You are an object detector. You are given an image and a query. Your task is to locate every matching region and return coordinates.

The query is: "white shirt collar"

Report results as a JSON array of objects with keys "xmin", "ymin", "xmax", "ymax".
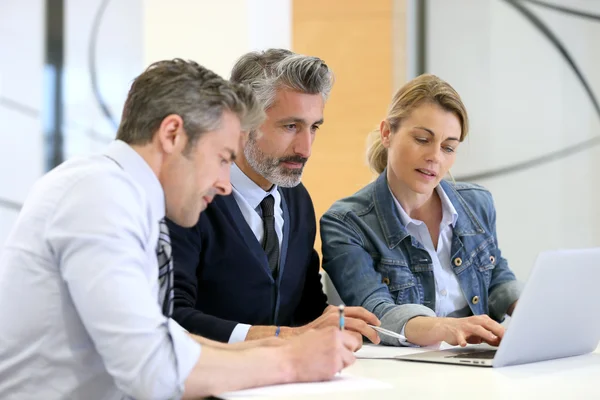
[
  {"xmin": 104, "ymin": 140, "xmax": 165, "ymax": 223},
  {"xmin": 230, "ymin": 163, "xmax": 278, "ymax": 210},
  {"xmin": 389, "ymin": 184, "xmax": 458, "ymax": 229},
  {"xmin": 436, "ymin": 184, "xmax": 459, "ymax": 228}
]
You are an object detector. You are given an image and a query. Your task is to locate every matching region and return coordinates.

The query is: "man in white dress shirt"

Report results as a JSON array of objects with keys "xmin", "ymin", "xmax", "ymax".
[{"xmin": 0, "ymin": 59, "xmax": 358, "ymax": 399}]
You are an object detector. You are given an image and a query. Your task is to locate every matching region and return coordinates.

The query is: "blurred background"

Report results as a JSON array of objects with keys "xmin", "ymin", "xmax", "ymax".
[{"xmin": 1, "ymin": 0, "xmax": 599, "ymax": 282}]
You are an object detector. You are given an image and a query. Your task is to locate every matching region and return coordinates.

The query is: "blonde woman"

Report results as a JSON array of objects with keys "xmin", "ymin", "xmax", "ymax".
[{"xmin": 320, "ymin": 74, "xmax": 521, "ymax": 347}]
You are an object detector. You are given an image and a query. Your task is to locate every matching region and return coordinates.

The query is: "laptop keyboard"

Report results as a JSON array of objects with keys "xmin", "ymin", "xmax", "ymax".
[{"xmin": 446, "ymin": 350, "xmax": 497, "ymax": 360}]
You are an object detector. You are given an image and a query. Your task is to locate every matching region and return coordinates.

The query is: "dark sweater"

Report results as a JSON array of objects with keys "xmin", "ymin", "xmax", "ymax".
[{"xmin": 167, "ymin": 183, "xmax": 328, "ymax": 342}]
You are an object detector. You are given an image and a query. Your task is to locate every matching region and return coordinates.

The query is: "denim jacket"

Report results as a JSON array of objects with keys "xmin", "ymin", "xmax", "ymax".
[{"xmin": 320, "ymin": 171, "xmax": 522, "ymax": 345}]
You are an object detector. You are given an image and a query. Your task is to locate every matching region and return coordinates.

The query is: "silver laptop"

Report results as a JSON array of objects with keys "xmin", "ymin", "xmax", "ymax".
[{"xmin": 396, "ymin": 248, "xmax": 600, "ymax": 367}]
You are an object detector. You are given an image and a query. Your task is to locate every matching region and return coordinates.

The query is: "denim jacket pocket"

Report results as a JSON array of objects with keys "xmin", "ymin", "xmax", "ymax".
[
  {"xmin": 378, "ymin": 258, "xmax": 421, "ymax": 304},
  {"xmin": 473, "ymin": 242, "xmax": 497, "ymax": 289}
]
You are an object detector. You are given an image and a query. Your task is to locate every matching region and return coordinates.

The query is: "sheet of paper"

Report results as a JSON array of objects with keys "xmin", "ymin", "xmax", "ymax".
[
  {"xmin": 218, "ymin": 374, "xmax": 392, "ymax": 398},
  {"xmin": 355, "ymin": 342, "xmax": 455, "ymax": 359}
]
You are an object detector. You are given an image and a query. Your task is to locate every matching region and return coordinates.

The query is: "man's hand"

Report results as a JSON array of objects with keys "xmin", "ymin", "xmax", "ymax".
[
  {"xmin": 294, "ymin": 305, "xmax": 381, "ymax": 348},
  {"xmin": 228, "ymin": 336, "xmax": 285, "ymax": 350},
  {"xmin": 183, "ymin": 326, "xmax": 359, "ymax": 397},
  {"xmin": 283, "ymin": 327, "xmax": 359, "ymax": 382}
]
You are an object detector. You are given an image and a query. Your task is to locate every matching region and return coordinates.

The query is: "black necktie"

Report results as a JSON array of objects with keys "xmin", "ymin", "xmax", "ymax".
[
  {"xmin": 260, "ymin": 195, "xmax": 279, "ymax": 277},
  {"xmin": 156, "ymin": 218, "xmax": 174, "ymax": 317}
]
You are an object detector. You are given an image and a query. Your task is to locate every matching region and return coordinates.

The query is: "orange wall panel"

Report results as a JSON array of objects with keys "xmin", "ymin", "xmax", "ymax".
[{"xmin": 293, "ymin": 0, "xmax": 405, "ymax": 256}]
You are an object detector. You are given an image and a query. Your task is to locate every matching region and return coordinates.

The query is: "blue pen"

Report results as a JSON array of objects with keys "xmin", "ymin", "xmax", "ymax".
[{"xmin": 338, "ymin": 304, "xmax": 345, "ymax": 331}]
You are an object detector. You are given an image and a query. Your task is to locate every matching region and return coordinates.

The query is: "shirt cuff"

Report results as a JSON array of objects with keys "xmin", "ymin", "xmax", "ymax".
[
  {"xmin": 167, "ymin": 318, "xmax": 202, "ymax": 396},
  {"xmin": 228, "ymin": 323, "xmax": 251, "ymax": 344}
]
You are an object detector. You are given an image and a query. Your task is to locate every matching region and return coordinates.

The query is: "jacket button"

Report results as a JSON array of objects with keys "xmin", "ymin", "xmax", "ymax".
[
  {"xmin": 382, "ymin": 277, "xmax": 390, "ymax": 286},
  {"xmin": 472, "ymin": 296, "xmax": 480, "ymax": 305},
  {"xmin": 453, "ymin": 257, "xmax": 462, "ymax": 267},
  {"xmin": 490, "ymin": 255, "xmax": 496, "ymax": 264}
]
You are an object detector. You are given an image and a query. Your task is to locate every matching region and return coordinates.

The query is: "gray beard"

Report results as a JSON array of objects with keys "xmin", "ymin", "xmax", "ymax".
[{"xmin": 243, "ymin": 139, "xmax": 303, "ymax": 188}]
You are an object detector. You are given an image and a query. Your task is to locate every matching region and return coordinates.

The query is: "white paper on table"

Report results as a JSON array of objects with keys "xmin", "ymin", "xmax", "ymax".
[
  {"xmin": 218, "ymin": 374, "xmax": 392, "ymax": 398},
  {"xmin": 355, "ymin": 342, "xmax": 456, "ymax": 359}
]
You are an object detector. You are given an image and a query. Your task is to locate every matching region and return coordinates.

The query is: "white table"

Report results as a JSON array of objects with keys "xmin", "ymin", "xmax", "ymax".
[{"xmin": 222, "ymin": 344, "xmax": 600, "ymax": 399}]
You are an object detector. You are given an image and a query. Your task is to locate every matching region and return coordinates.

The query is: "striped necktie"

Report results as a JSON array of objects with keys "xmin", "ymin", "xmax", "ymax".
[{"xmin": 156, "ymin": 218, "xmax": 174, "ymax": 317}]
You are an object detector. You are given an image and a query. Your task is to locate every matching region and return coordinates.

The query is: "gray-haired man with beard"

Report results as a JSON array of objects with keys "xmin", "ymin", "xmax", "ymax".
[{"xmin": 167, "ymin": 49, "xmax": 381, "ymax": 347}]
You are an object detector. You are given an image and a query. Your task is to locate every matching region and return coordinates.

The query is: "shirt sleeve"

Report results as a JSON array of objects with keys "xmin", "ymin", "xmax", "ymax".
[
  {"xmin": 46, "ymin": 171, "xmax": 201, "ymax": 400},
  {"xmin": 228, "ymin": 324, "xmax": 251, "ymax": 343},
  {"xmin": 320, "ymin": 211, "xmax": 436, "ymax": 347}
]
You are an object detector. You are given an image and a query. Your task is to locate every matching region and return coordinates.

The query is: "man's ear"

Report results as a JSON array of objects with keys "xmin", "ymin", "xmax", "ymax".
[{"xmin": 156, "ymin": 114, "xmax": 185, "ymax": 154}]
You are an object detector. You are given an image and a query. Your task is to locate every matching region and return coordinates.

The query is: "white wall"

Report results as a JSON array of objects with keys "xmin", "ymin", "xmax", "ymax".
[
  {"xmin": 143, "ymin": 0, "xmax": 291, "ymax": 77},
  {"xmin": 0, "ymin": 0, "xmax": 291, "ymax": 246},
  {"xmin": 63, "ymin": 0, "xmax": 144, "ymax": 159},
  {"xmin": 0, "ymin": 0, "xmax": 44, "ymax": 246},
  {"xmin": 0, "ymin": 0, "xmax": 144, "ymax": 246},
  {"xmin": 426, "ymin": 0, "xmax": 600, "ymax": 279}
]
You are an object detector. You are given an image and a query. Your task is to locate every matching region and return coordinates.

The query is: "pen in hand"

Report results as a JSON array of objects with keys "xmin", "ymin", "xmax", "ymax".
[
  {"xmin": 338, "ymin": 305, "xmax": 345, "ymax": 331},
  {"xmin": 368, "ymin": 324, "xmax": 408, "ymax": 342}
]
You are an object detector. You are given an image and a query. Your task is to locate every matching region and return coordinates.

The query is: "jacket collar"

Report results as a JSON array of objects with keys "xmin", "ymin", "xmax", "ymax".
[{"xmin": 372, "ymin": 170, "xmax": 485, "ymax": 249}]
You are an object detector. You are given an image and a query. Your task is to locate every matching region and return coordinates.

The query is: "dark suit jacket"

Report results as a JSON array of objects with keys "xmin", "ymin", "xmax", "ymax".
[{"xmin": 167, "ymin": 183, "xmax": 328, "ymax": 342}]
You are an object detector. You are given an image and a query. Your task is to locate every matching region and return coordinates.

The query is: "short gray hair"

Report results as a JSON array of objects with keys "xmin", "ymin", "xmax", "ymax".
[
  {"xmin": 116, "ymin": 58, "xmax": 265, "ymax": 150},
  {"xmin": 230, "ymin": 49, "xmax": 334, "ymax": 111}
]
